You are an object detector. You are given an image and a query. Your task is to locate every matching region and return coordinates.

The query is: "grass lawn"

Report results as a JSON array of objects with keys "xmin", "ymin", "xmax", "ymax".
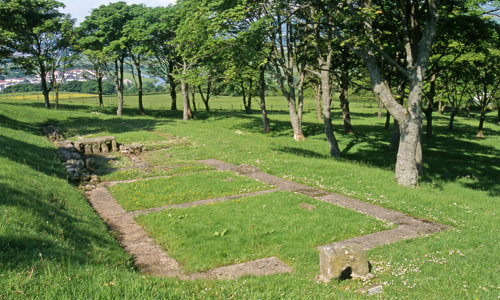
[
  {"xmin": 98, "ymin": 163, "xmax": 214, "ymax": 182},
  {"xmin": 108, "ymin": 171, "xmax": 274, "ymax": 211},
  {"xmin": 0, "ymin": 92, "xmax": 499, "ymax": 298},
  {"xmin": 136, "ymin": 191, "xmax": 392, "ymax": 274}
]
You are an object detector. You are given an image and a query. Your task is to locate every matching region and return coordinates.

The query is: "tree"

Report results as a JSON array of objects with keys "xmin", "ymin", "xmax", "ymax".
[
  {"xmin": 146, "ymin": 6, "xmax": 180, "ymax": 111},
  {"xmin": 82, "ymin": 2, "xmax": 134, "ymax": 116},
  {"xmin": 263, "ymin": 0, "xmax": 310, "ymax": 141},
  {"xmin": 313, "ymin": 0, "xmax": 440, "ymax": 187},
  {"xmin": 171, "ymin": 0, "xmax": 213, "ymax": 120},
  {"xmin": 74, "ymin": 32, "xmax": 108, "ymax": 107},
  {"xmin": 47, "ymin": 15, "xmax": 75, "ymax": 109},
  {"xmin": 305, "ymin": 5, "xmax": 341, "ymax": 156},
  {"xmin": 1, "ymin": 0, "xmax": 69, "ymax": 108},
  {"xmin": 467, "ymin": 32, "xmax": 500, "ymax": 137}
]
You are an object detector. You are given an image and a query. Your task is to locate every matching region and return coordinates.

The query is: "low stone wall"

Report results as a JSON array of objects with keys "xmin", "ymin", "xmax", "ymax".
[
  {"xmin": 42, "ymin": 125, "xmax": 105, "ymax": 187},
  {"xmin": 74, "ymin": 136, "xmax": 118, "ymax": 154}
]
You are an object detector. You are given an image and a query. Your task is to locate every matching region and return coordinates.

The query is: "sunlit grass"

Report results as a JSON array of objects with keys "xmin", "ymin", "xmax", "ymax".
[
  {"xmin": 137, "ymin": 191, "xmax": 392, "ymax": 274},
  {"xmin": 98, "ymin": 163, "xmax": 214, "ymax": 182},
  {"xmin": 0, "ymin": 93, "xmax": 498, "ymax": 298},
  {"xmin": 108, "ymin": 171, "xmax": 274, "ymax": 211}
]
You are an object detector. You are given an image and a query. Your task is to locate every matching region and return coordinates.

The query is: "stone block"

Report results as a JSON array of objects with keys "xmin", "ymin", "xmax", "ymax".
[
  {"xmin": 84, "ymin": 144, "xmax": 92, "ymax": 154},
  {"xmin": 319, "ymin": 244, "xmax": 369, "ymax": 282},
  {"xmin": 111, "ymin": 140, "xmax": 118, "ymax": 152},
  {"xmin": 92, "ymin": 144, "xmax": 100, "ymax": 154},
  {"xmin": 101, "ymin": 143, "xmax": 109, "ymax": 153},
  {"xmin": 90, "ymin": 174, "xmax": 100, "ymax": 185}
]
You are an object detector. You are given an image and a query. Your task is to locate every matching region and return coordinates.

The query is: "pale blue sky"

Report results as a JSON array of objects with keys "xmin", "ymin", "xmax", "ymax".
[{"xmin": 59, "ymin": 0, "xmax": 176, "ymax": 24}]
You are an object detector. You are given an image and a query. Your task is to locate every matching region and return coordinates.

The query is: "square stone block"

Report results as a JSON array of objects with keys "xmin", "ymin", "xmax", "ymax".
[
  {"xmin": 101, "ymin": 143, "xmax": 109, "ymax": 153},
  {"xmin": 84, "ymin": 144, "xmax": 92, "ymax": 154},
  {"xmin": 319, "ymin": 243, "xmax": 369, "ymax": 282}
]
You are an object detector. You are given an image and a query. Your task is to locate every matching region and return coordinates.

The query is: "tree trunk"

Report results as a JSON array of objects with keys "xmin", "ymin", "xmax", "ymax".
[
  {"xmin": 313, "ymin": 83, "xmax": 322, "ymax": 121},
  {"xmin": 242, "ymin": 79, "xmax": 253, "ymax": 114},
  {"xmin": 180, "ymin": 80, "xmax": 191, "ymax": 120},
  {"xmin": 181, "ymin": 61, "xmax": 192, "ymax": 121},
  {"xmin": 448, "ymin": 106, "xmax": 457, "ymax": 131},
  {"xmin": 384, "ymin": 111, "xmax": 391, "ymax": 130},
  {"xmin": 388, "ymin": 120, "xmax": 400, "ymax": 151},
  {"xmin": 339, "ymin": 47, "xmax": 354, "ymax": 134},
  {"xmin": 358, "ymin": 0, "xmax": 437, "ymax": 187},
  {"xmin": 168, "ymin": 63, "xmax": 177, "ymax": 110},
  {"xmin": 190, "ymin": 85, "xmax": 197, "ymax": 112},
  {"xmin": 321, "ymin": 64, "xmax": 341, "ymax": 157},
  {"xmin": 395, "ymin": 78, "xmax": 423, "ymax": 187},
  {"xmin": 259, "ymin": 65, "xmax": 270, "ymax": 133},
  {"xmin": 389, "ymin": 88, "xmax": 405, "ymax": 151},
  {"xmin": 136, "ymin": 62, "xmax": 144, "ymax": 115},
  {"xmin": 198, "ymin": 85, "xmax": 211, "ymax": 112},
  {"xmin": 40, "ymin": 65, "xmax": 50, "ymax": 109},
  {"xmin": 97, "ymin": 74, "xmax": 104, "ymax": 107},
  {"xmin": 115, "ymin": 57, "xmax": 125, "ymax": 117},
  {"xmin": 438, "ymin": 100, "xmax": 445, "ymax": 114},
  {"xmin": 54, "ymin": 86, "xmax": 59, "ymax": 110},
  {"xmin": 476, "ymin": 107, "xmax": 486, "ymax": 138}
]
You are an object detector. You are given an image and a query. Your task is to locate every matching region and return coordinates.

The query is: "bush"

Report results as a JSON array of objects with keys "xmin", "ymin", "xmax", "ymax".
[{"xmin": 2, "ymin": 83, "xmax": 41, "ymax": 93}]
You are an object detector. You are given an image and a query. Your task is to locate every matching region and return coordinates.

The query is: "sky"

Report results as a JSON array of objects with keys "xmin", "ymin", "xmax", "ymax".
[{"xmin": 59, "ymin": 0, "xmax": 176, "ymax": 24}]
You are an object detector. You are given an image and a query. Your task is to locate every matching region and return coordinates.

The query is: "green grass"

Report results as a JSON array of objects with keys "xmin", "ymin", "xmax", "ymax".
[
  {"xmin": 137, "ymin": 191, "xmax": 392, "ymax": 274},
  {"xmin": 108, "ymin": 171, "xmax": 274, "ymax": 211},
  {"xmin": 98, "ymin": 163, "xmax": 214, "ymax": 182},
  {"xmin": 0, "ymin": 93, "xmax": 499, "ymax": 298}
]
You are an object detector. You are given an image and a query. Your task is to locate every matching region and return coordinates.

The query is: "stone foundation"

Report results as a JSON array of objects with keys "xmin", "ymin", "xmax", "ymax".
[{"xmin": 74, "ymin": 136, "xmax": 118, "ymax": 154}]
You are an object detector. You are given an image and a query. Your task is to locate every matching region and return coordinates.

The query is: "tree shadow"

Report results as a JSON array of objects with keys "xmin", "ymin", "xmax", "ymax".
[
  {"xmin": 0, "ymin": 113, "xmax": 42, "ymax": 135},
  {"xmin": 0, "ymin": 134, "xmax": 66, "ymax": 179},
  {"xmin": 0, "ymin": 182, "xmax": 131, "ymax": 270},
  {"xmin": 267, "ymin": 116, "xmax": 499, "ymax": 196}
]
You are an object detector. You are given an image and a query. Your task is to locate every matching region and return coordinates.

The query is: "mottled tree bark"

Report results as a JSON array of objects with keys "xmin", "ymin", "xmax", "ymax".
[
  {"xmin": 320, "ymin": 54, "xmax": 341, "ymax": 157},
  {"xmin": 180, "ymin": 61, "xmax": 192, "ymax": 121},
  {"xmin": 357, "ymin": 0, "xmax": 438, "ymax": 187},
  {"xmin": 114, "ymin": 57, "xmax": 125, "ymax": 117},
  {"xmin": 39, "ymin": 62, "xmax": 50, "ymax": 109},
  {"xmin": 168, "ymin": 62, "xmax": 177, "ymax": 110},
  {"xmin": 312, "ymin": 83, "xmax": 322, "ymax": 121}
]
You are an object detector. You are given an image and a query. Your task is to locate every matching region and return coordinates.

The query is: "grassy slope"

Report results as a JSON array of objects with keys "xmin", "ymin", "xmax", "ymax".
[{"xmin": 0, "ymin": 96, "xmax": 499, "ymax": 298}]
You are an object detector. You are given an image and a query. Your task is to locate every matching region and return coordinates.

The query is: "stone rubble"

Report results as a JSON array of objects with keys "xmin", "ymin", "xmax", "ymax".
[{"xmin": 42, "ymin": 125, "xmax": 115, "ymax": 187}]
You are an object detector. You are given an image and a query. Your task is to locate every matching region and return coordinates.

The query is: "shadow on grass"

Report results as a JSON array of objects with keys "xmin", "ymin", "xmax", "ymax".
[
  {"xmin": 0, "ymin": 182, "xmax": 131, "ymax": 270},
  {"xmin": 242, "ymin": 112, "xmax": 500, "ymax": 197},
  {"xmin": 0, "ymin": 134, "xmax": 66, "ymax": 179},
  {"xmin": 0, "ymin": 113, "xmax": 42, "ymax": 135}
]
